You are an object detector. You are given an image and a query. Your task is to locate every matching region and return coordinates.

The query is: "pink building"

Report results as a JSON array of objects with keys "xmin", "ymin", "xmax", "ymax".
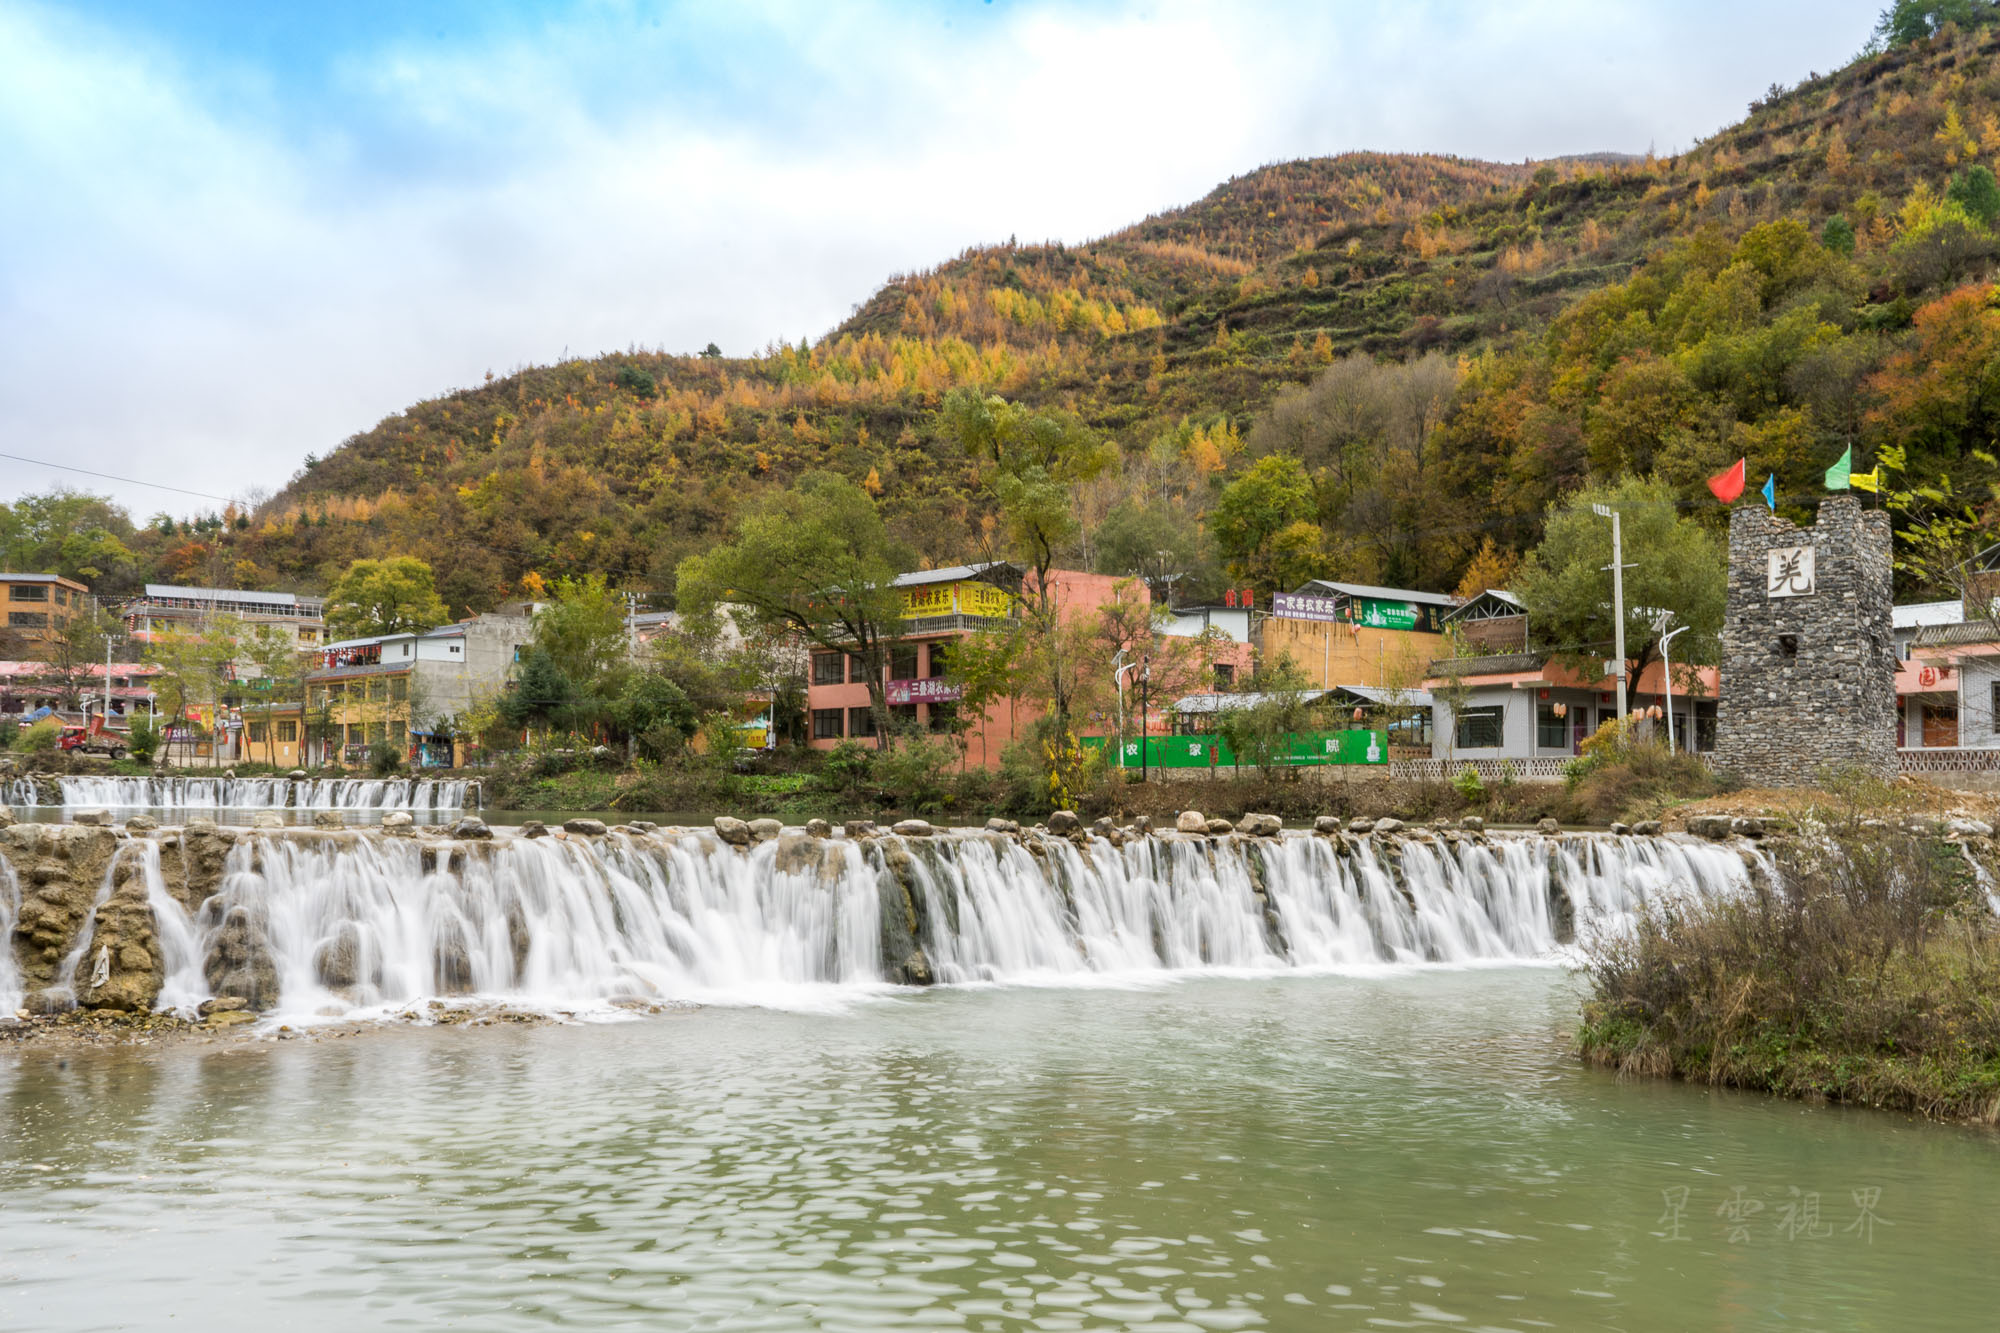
[{"xmin": 804, "ymin": 564, "xmax": 1195, "ymax": 769}]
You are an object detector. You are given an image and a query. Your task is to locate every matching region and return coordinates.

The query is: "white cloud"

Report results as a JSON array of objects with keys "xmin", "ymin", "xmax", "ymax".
[{"xmin": 0, "ymin": 0, "xmax": 1877, "ymax": 518}]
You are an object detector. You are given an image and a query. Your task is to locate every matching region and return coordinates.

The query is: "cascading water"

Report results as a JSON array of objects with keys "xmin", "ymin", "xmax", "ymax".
[
  {"xmin": 48, "ymin": 825, "xmax": 1756, "ymax": 1022},
  {"xmin": 54, "ymin": 775, "xmax": 475, "ymax": 813},
  {"xmin": 0, "ymin": 857, "xmax": 20, "ymax": 1013}
]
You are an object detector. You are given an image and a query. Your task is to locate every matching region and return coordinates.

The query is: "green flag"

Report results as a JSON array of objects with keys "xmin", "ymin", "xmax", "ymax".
[{"xmin": 1825, "ymin": 446, "xmax": 1853, "ymax": 491}]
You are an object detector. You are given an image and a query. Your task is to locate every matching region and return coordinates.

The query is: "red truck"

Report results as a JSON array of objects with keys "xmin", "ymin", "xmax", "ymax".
[{"xmin": 56, "ymin": 719, "xmax": 128, "ymax": 760}]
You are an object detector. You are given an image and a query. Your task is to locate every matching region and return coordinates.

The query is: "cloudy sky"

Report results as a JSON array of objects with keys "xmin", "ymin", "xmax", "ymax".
[{"xmin": 2, "ymin": 0, "xmax": 1879, "ymax": 518}]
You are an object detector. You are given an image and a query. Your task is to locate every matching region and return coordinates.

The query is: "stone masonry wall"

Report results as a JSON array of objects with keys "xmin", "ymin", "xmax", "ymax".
[{"xmin": 1714, "ymin": 495, "xmax": 1897, "ymax": 786}]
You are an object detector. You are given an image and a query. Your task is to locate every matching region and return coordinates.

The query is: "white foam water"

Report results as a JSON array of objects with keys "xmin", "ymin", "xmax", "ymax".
[
  {"xmin": 55, "ymin": 776, "xmax": 475, "ymax": 813},
  {"xmin": 101, "ymin": 827, "xmax": 1756, "ymax": 1020}
]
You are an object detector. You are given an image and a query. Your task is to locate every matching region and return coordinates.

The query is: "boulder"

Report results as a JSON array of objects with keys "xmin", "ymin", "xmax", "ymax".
[
  {"xmin": 1373, "ymin": 817, "xmax": 1404, "ymax": 835},
  {"xmin": 1175, "ymin": 810, "xmax": 1207, "ymax": 834},
  {"xmin": 984, "ymin": 817, "xmax": 1020, "ymax": 835},
  {"xmin": 204, "ymin": 1009, "xmax": 258, "ymax": 1029},
  {"xmin": 449, "ymin": 816, "xmax": 493, "ymax": 840},
  {"xmin": 124, "ymin": 814, "xmax": 158, "ymax": 833},
  {"xmin": 1631, "ymin": 819, "xmax": 1663, "ymax": 837},
  {"xmin": 626, "ymin": 820, "xmax": 658, "ymax": 834},
  {"xmin": 381, "ymin": 811, "xmax": 415, "ymax": 836},
  {"xmin": 251, "ymin": 811, "xmax": 285, "ymax": 829},
  {"xmin": 0, "ymin": 805, "xmax": 15, "ymax": 829},
  {"xmin": 311, "ymin": 809, "xmax": 345, "ymax": 829},
  {"xmin": 287, "ymin": 769, "xmax": 307, "ymax": 781},
  {"xmin": 1204, "ymin": 818, "xmax": 1234, "ymax": 837},
  {"xmin": 1313, "ymin": 815, "xmax": 1343, "ymax": 835},
  {"xmin": 1608, "ymin": 821, "xmax": 1630, "ymax": 836},
  {"xmin": 203, "ymin": 905, "xmax": 279, "ymax": 1011},
  {"xmin": 198, "ymin": 995, "xmax": 249, "ymax": 1017},
  {"xmin": 1536, "ymin": 817, "xmax": 1561, "ymax": 835},
  {"xmin": 892, "ymin": 819, "xmax": 934, "ymax": 838},
  {"xmin": 1047, "ymin": 810, "xmax": 1082, "ymax": 836},
  {"xmin": 1092, "ymin": 816, "xmax": 1117, "ymax": 837},
  {"xmin": 1685, "ymin": 814, "xmax": 1733, "ymax": 840},
  {"xmin": 844, "ymin": 820, "xmax": 877, "ymax": 839},
  {"xmin": 1947, "ymin": 817, "xmax": 1996, "ymax": 840},
  {"xmin": 185, "ymin": 817, "xmax": 218, "ymax": 836},
  {"xmin": 805, "ymin": 818, "xmax": 832, "ymax": 839},
  {"xmin": 747, "ymin": 818, "xmax": 783, "ymax": 843},
  {"xmin": 1236, "ymin": 812, "xmax": 1283, "ymax": 837},
  {"xmin": 563, "ymin": 817, "xmax": 608, "ymax": 837},
  {"xmin": 73, "ymin": 809, "xmax": 112, "ymax": 827},
  {"xmin": 713, "ymin": 816, "xmax": 752, "ymax": 846},
  {"xmin": 1732, "ymin": 816, "xmax": 1766, "ymax": 839},
  {"xmin": 517, "ymin": 820, "xmax": 550, "ymax": 839},
  {"xmin": 1131, "ymin": 815, "xmax": 1151, "ymax": 835},
  {"xmin": 1348, "ymin": 817, "xmax": 1376, "ymax": 834},
  {"xmin": 1458, "ymin": 815, "xmax": 1484, "ymax": 832}
]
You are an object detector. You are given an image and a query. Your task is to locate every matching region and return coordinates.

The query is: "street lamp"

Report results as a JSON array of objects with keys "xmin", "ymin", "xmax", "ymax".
[
  {"xmin": 1139, "ymin": 655, "xmax": 1152, "ymax": 782},
  {"xmin": 1658, "ymin": 623, "xmax": 1689, "ymax": 752}
]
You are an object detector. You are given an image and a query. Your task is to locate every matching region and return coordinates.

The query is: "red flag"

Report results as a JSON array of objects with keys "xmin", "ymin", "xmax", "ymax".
[{"xmin": 1707, "ymin": 458, "xmax": 1746, "ymax": 504}]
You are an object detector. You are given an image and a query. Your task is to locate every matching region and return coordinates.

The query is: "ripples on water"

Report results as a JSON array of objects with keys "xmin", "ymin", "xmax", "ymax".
[{"xmin": 3, "ymin": 972, "xmax": 1998, "ymax": 1331}]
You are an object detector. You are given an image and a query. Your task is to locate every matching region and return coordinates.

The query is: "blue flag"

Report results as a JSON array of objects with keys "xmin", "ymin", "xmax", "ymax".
[{"xmin": 1762, "ymin": 473, "xmax": 1776, "ymax": 511}]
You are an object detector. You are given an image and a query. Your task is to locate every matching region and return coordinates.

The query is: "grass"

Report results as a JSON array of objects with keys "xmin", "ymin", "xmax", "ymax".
[{"xmin": 1578, "ymin": 828, "xmax": 2000, "ymax": 1123}]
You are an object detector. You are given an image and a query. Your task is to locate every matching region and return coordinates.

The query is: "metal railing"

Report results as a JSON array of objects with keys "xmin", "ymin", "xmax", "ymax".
[{"xmin": 1390, "ymin": 756, "xmax": 1575, "ymax": 783}]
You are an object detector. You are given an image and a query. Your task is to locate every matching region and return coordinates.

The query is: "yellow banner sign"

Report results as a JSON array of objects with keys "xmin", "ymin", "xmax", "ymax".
[{"xmin": 899, "ymin": 582, "xmax": 1016, "ymax": 619}]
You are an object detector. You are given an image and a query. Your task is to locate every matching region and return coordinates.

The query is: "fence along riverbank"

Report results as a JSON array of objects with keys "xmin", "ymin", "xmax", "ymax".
[{"xmin": 0, "ymin": 819, "xmax": 1758, "ymax": 1021}]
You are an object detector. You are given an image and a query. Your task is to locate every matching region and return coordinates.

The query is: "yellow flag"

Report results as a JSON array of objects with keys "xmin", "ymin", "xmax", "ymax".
[{"xmin": 1849, "ymin": 469, "xmax": 1881, "ymax": 493}]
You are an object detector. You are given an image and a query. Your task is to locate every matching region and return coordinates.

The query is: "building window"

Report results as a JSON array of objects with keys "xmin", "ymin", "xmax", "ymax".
[
  {"xmin": 1214, "ymin": 662, "xmax": 1236, "ymax": 690},
  {"xmin": 890, "ymin": 703, "xmax": 919, "ymax": 728},
  {"xmin": 811, "ymin": 708, "xmax": 844, "ymax": 740},
  {"xmin": 890, "ymin": 646, "xmax": 919, "ymax": 681},
  {"xmin": 277, "ymin": 720, "xmax": 299, "ymax": 743},
  {"xmin": 846, "ymin": 653, "xmax": 867, "ymax": 683},
  {"xmin": 811, "ymin": 652, "xmax": 845, "ymax": 686},
  {"xmin": 8, "ymin": 612, "xmax": 47, "ymax": 628},
  {"xmin": 1536, "ymin": 704, "xmax": 1569, "ymax": 752},
  {"xmin": 847, "ymin": 706, "xmax": 877, "ymax": 738},
  {"xmin": 927, "ymin": 643, "xmax": 949, "ymax": 678},
  {"xmin": 9, "ymin": 585, "xmax": 47, "ymax": 602},
  {"xmin": 247, "ymin": 722, "xmax": 268, "ymax": 743},
  {"xmin": 1455, "ymin": 706, "xmax": 1504, "ymax": 750},
  {"xmin": 928, "ymin": 702, "xmax": 957, "ymax": 733},
  {"xmin": 389, "ymin": 676, "xmax": 407, "ymax": 702}
]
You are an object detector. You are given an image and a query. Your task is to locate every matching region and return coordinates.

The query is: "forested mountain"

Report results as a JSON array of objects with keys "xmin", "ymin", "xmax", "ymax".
[{"xmin": 25, "ymin": 18, "xmax": 2000, "ymax": 612}]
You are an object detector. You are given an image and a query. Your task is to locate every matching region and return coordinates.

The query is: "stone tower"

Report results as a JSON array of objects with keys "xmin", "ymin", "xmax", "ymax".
[{"xmin": 1713, "ymin": 495, "xmax": 1896, "ymax": 786}]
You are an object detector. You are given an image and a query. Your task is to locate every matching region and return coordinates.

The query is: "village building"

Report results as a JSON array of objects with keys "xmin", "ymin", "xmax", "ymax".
[
  {"xmin": 0, "ymin": 572, "xmax": 92, "ymax": 658},
  {"xmin": 123, "ymin": 584, "xmax": 327, "ymax": 655},
  {"xmin": 304, "ymin": 610, "xmax": 532, "ymax": 767},
  {"xmin": 1416, "ymin": 651, "xmax": 1719, "ymax": 781},
  {"xmin": 803, "ymin": 564, "xmax": 1198, "ymax": 769},
  {"xmin": 0, "ymin": 660, "xmax": 161, "ymax": 723},
  {"xmin": 1257, "ymin": 579, "xmax": 1455, "ymax": 692}
]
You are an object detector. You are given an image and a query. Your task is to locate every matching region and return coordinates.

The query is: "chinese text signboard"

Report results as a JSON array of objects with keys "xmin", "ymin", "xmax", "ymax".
[
  {"xmin": 1270, "ymin": 592, "xmax": 1433, "ymax": 632},
  {"xmin": 899, "ymin": 581, "xmax": 1016, "ymax": 620},
  {"xmin": 1767, "ymin": 545, "xmax": 1816, "ymax": 599},
  {"xmin": 1090, "ymin": 729, "xmax": 1388, "ymax": 769},
  {"xmin": 1271, "ymin": 592, "xmax": 1343, "ymax": 623},
  {"xmin": 886, "ymin": 678, "xmax": 964, "ymax": 706}
]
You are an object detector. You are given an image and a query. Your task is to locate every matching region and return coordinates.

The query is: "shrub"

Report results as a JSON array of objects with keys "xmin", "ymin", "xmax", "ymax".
[
  {"xmin": 126, "ymin": 716, "xmax": 161, "ymax": 765},
  {"xmin": 1452, "ymin": 764, "xmax": 1486, "ymax": 804},
  {"xmin": 367, "ymin": 741, "xmax": 405, "ymax": 776},
  {"xmin": 12, "ymin": 719, "xmax": 59, "ymax": 753},
  {"xmin": 873, "ymin": 735, "xmax": 959, "ymax": 816}
]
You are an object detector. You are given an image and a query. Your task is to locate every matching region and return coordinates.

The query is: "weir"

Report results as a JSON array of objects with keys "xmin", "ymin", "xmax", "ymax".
[
  {"xmin": 0, "ymin": 821, "xmax": 1758, "ymax": 1022},
  {"xmin": 40, "ymin": 775, "xmax": 476, "ymax": 813}
]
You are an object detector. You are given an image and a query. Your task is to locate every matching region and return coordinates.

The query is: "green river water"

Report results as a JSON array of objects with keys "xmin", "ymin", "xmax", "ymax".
[{"xmin": 2, "ymin": 969, "xmax": 1995, "ymax": 1331}]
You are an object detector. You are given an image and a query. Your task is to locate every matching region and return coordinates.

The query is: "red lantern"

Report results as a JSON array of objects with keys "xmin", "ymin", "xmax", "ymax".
[{"xmin": 1224, "ymin": 589, "xmax": 1237, "ymax": 608}]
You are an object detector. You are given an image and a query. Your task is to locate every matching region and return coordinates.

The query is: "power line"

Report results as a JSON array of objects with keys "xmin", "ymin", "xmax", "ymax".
[{"xmin": 0, "ymin": 451, "xmax": 238, "ymax": 504}]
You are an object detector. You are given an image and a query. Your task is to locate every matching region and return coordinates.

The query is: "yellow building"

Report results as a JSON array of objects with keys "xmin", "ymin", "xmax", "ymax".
[
  {"xmin": 1260, "ymin": 581, "xmax": 1455, "ymax": 692},
  {"xmin": 0, "ymin": 573, "xmax": 90, "ymax": 656},
  {"xmin": 239, "ymin": 701, "xmax": 308, "ymax": 767}
]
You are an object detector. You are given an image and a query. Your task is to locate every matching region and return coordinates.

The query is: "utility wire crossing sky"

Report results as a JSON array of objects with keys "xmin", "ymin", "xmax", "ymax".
[{"xmin": 0, "ymin": 0, "xmax": 1879, "ymax": 516}]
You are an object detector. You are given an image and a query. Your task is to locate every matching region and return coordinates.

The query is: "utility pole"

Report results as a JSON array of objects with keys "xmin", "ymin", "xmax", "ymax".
[
  {"xmin": 1659, "ymin": 622, "xmax": 1688, "ymax": 752},
  {"xmin": 1593, "ymin": 503, "xmax": 1629, "ymax": 722}
]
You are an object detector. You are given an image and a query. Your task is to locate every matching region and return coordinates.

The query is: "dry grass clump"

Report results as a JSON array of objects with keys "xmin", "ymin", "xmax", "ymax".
[{"xmin": 1579, "ymin": 829, "xmax": 2000, "ymax": 1122}]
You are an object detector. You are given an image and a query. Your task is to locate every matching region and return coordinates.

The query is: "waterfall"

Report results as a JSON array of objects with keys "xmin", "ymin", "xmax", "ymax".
[
  {"xmin": 54, "ymin": 776, "xmax": 474, "ymax": 814},
  {"xmin": 49, "ymin": 853, "xmax": 120, "ymax": 1007},
  {"xmin": 20, "ymin": 826, "xmax": 1752, "ymax": 1022},
  {"xmin": 6, "ymin": 778, "xmax": 39, "ymax": 809},
  {"xmin": 0, "ymin": 857, "xmax": 20, "ymax": 1014}
]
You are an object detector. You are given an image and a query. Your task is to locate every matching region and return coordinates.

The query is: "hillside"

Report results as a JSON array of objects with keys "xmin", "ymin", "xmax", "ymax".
[{"xmin": 28, "ymin": 20, "xmax": 2000, "ymax": 612}]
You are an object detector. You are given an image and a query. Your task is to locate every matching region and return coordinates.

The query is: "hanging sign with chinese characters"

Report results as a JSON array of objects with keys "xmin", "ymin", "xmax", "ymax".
[
  {"xmin": 886, "ymin": 677, "xmax": 963, "ymax": 706},
  {"xmin": 1767, "ymin": 545, "xmax": 1817, "ymax": 598}
]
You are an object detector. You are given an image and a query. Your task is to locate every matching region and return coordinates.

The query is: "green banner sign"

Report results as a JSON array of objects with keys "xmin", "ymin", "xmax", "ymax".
[
  {"xmin": 1089, "ymin": 729, "xmax": 1389, "ymax": 770},
  {"xmin": 1357, "ymin": 599, "xmax": 1420, "ymax": 631}
]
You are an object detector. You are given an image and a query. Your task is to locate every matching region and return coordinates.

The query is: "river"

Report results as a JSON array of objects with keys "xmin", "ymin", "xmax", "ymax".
[{"xmin": 3, "ymin": 968, "xmax": 1995, "ymax": 1331}]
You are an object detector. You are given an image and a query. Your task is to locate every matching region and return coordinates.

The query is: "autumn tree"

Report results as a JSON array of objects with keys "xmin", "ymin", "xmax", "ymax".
[
  {"xmin": 324, "ymin": 557, "xmax": 449, "ymax": 639},
  {"xmin": 1513, "ymin": 476, "xmax": 1726, "ymax": 708},
  {"xmin": 677, "ymin": 471, "xmax": 912, "ymax": 748},
  {"xmin": 1210, "ymin": 455, "xmax": 1320, "ymax": 592}
]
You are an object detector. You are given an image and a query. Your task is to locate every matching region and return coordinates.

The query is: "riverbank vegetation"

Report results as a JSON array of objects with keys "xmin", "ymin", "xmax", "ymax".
[{"xmin": 1578, "ymin": 825, "xmax": 2000, "ymax": 1123}]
